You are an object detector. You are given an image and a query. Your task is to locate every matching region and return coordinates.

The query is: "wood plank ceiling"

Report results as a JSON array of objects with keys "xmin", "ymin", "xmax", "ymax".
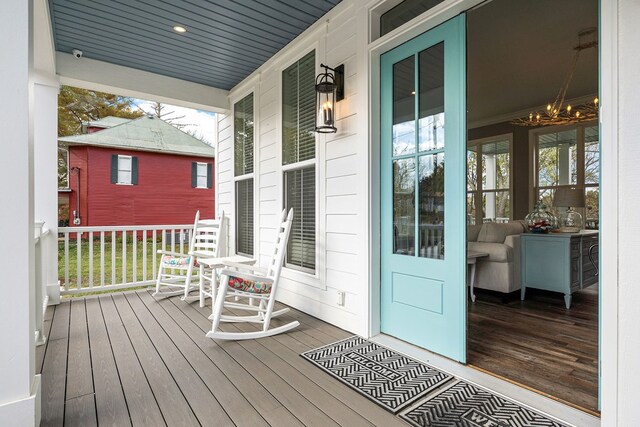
[{"xmin": 49, "ymin": 0, "xmax": 342, "ymax": 90}]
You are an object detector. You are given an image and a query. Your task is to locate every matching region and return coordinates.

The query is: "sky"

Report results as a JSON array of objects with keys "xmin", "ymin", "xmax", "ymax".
[{"xmin": 134, "ymin": 99, "xmax": 217, "ymax": 146}]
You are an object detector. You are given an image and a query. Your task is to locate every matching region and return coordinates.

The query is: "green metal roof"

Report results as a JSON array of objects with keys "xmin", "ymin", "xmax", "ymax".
[
  {"xmin": 84, "ymin": 116, "xmax": 132, "ymax": 129},
  {"xmin": 59, "ymin": 115, "xmax": 215, "ymax": 158}
]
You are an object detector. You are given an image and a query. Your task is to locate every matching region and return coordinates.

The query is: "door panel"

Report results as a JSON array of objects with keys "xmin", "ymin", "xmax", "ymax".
[{"xmin": 381, "ymin": 15, "xmax": 466, "ymax": 362}]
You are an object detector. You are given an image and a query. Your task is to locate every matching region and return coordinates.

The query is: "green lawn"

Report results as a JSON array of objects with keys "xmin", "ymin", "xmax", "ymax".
[{"xmin": 59, "ymin": 234, "xmax": 190, "ymax": 294}]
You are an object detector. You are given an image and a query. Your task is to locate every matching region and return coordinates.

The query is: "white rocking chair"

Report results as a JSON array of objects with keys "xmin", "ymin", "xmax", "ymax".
[
  {"xmin": 206, "ymin": 209, "xmax": 299, "ymax": 340},
  {"xmin": 153, "ymin": 211, "xmax": 226, "ymax": 300}
]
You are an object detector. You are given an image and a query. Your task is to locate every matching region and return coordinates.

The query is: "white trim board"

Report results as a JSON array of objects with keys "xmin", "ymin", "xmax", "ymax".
[{"xmin": 56, "ymin": 53, "xmax": 229, "ymax": 113}]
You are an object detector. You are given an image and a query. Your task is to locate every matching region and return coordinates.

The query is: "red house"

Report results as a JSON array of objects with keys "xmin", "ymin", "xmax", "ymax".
[{"xmin": 59, "ymin": 115, "xmax": 215, "ymax": 227}]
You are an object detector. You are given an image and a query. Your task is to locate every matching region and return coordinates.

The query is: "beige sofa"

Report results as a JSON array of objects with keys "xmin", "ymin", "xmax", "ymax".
[{"xmin": 467, "ymin": 221, "xmax": 527, "ymax": 294}]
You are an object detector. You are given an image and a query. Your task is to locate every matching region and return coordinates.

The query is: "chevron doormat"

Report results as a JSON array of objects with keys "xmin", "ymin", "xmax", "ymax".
[
  {"xmin": 301, "ymin": 336, "xmax": 453, "ymax": 413},
  {"xmin": 400, "ymin": 381, "xmax": 568, "ymax": 427}
]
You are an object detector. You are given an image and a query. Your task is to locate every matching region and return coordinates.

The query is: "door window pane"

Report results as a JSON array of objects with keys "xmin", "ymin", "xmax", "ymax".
[
  {"xmin": 419, "ymin": 154, "xmax": 444, "ymax": 259},
  {"xmin": 393, "ymin": 56, "xmax": 416, "ymax": 156},
  {"xmin": 418, "ymin": 43, "xmax": 444, "ymax": 152},
  {"xmin": 393, "ymin": 158, "xmax": 415, "ymax": 255}
]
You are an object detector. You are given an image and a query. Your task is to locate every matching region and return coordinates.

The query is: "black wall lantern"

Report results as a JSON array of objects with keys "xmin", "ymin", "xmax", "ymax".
[{"xmin": 315, "ymin": 63, "xmax": 344, "ymax": 134}]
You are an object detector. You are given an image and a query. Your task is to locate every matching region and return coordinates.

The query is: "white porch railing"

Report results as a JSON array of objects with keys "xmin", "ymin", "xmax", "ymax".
[
  {"xmin": 35, "ymin": 221, "xmax": 49, "ymax": 346},
  {"xmin": 58, "ymin": 224, "xmax": 194, "ymax": 295}
]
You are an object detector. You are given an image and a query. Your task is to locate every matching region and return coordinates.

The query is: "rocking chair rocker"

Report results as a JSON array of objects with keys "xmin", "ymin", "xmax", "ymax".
[
  {"xmin": 206, "ymin": 209, "xmax": 299, "ymax": 340},
  {"xmin": 153, "ymin": 211, "xmax": 226, "ymax": 300}
]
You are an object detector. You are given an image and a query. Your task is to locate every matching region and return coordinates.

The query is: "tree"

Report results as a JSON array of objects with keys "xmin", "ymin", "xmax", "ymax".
[{"xmin": 58, "ymin": 86, "xmax": 144, "ymax": 188}]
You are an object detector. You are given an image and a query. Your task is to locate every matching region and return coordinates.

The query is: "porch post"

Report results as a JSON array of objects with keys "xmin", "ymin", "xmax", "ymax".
[
  {"xmin": 34, "ymin": 81, "xmax": 61, "ymax": 306},
  {"xmin": 0, "ymin": 0, "xmax": 40, "ymax": 425}
]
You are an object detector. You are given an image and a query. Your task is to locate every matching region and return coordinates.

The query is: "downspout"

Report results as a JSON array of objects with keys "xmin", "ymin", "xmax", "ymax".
[{"xmin": 70, "ymin": 166, "xmax": 81, "ymax": 225}]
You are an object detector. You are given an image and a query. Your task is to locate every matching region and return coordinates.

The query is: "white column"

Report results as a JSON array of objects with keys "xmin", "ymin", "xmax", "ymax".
[
  {"xmin": 613, "ymin": 0, "xmax": 640, "ymax": 424},
  {"xmin": 0, "ymin": 0, "xmax": 40, "ymax": 426},
  {"xmin": 34, "ymin": 81, "xmax": 60, "ymax": 305}
]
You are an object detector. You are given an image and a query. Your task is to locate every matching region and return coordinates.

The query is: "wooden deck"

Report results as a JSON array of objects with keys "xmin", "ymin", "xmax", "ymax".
[{"xmin": 37, "ymin": 290, "xmax": 408, "ymax": 427}]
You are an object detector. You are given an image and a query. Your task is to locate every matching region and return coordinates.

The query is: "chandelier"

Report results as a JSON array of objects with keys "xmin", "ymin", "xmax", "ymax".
[{"xmin": 512, "ymin": 28, "xmax": 599, "ymax": 127}]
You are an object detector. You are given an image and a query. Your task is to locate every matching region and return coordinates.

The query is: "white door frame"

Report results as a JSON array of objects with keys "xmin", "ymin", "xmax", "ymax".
[{"xmin": 367, "ymin": 0, "xmax": 617, "ymax": 423}]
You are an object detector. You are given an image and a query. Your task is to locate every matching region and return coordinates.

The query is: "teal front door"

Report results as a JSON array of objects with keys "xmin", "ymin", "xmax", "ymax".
[{"xmin": 380, "ymin": 15, "xmax": 467, "ymax": 362}]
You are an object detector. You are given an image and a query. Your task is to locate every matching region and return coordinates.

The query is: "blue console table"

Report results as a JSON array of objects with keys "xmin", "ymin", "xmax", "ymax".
[{"xmin": 520, "ymin": 230, "xmax": 598, "ymax": 308}]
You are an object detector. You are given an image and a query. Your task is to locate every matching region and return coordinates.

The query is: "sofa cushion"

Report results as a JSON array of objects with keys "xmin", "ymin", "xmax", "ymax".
[
  {"xmin": 477, "ymin": 221, "xmax": 525, "ymax": 243},
  {"xmin": 467, "ymin": 224, "xmax": 483, "ymax": 242},
  {"xmin": 468, "ymin": 241, "xmax": 513, "ymax": 262}
]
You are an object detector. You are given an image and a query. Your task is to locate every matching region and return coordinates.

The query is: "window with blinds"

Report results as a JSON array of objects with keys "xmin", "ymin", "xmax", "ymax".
[
  {"xmin": 234, "ymin": 93, "xmax": 255, "ymax": 256},
  {"xmin": 235, "ymin": 179, "xmax": 254, "ymax": 256},
  {"xmin": 284, "ymin": 167, "xmax": 315, "ymax": 271},
  {"xmin": 282, "ymin": 50, "xmax": 316, "ymax": 165},
  {"xmin": 234, "ymin": 93, "xmax": 254, "ymax": 176}
]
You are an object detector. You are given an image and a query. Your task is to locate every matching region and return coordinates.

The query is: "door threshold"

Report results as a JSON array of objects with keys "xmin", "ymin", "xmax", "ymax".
[{"xmin": 370, "ymin": 334, "xmax": 600, "ymax": 427}]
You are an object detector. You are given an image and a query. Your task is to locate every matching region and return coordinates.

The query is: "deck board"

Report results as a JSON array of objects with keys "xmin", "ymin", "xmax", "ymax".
[
  {"xmin": 40, "ymin": 291, "xmax": 411, "ymax": 427},
  {"xmin": 85, "ymin": 297, "xmax": 132, "ymax": 427},
  {"xmin": 41, "ymin": 301, "xmax": 69, "ymax": 427},
  {"xmin": 99, "ymin": 295, "xmax": 166, "ymax": 427}
]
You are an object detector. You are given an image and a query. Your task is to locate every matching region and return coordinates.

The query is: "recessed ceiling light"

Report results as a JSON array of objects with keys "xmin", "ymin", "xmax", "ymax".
[{"xmin": 173, "ymin": 25, "xmax": 187, "ymax": 33}]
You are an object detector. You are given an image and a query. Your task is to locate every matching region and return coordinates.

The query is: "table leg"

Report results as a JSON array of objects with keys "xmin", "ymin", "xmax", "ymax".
[{"xmin": 564, "ymin": 294, "xmax": 572, "ymax": 309}]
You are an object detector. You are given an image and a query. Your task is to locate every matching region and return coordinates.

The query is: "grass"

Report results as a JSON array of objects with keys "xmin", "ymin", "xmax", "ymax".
[{"xmin": 59, "ymin": 234, "xmax": 191, "ymax": 296}]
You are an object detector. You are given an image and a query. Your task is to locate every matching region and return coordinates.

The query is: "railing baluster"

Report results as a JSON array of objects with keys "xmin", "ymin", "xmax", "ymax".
[
  {"xmin": 122, "ymin": 230, "xmax": 127, "ymax": 285},
  {"xmin": 171, "ymin": 229, "xmax": 176, "ymax": 255},
  {"xmin": 111, "ymin": 230, "xmax": 116, "ymax": 285},
  {"xmin": 132, "ymin": 229, "xmax": 137, "ymax": 283},
  {"xmin": 100, "ymin": 231, "xmax": 105, "ymax": 287},
  {"xmin": 76, "ymin": 231, "xmax": 82, "ymax": 290},
  {"xmin": 152, "ymin": 229, "xmax": 158, "ymax": 280},
  {"xmin": 64, "ymin": 232, "xmax": 69, "ymax": 291},
  {"xmin": 88, "ymin": 231, "xmax": 94, "ymax": 288},
  {"xmin": 143, "ymin": 230, "xmax": 147, "ymax": 282}
]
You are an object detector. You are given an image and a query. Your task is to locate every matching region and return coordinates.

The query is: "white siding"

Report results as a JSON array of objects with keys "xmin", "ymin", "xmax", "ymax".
[
  {"xmin": 216, "ymin": 113, "xmax": 234, "ymax": 256},
  {"xmin": 217, "ymin": 1, "xmax": 370, "ymax": 334}
]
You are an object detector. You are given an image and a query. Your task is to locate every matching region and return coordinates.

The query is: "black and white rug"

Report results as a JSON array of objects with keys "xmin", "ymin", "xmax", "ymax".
[
  {"xmin": 400, "ymin": 381, "xmax": 568, "ymax": 427},
  {"xmin": 300, "ymin": 336, "xmax": 453, "ymax": 413}
]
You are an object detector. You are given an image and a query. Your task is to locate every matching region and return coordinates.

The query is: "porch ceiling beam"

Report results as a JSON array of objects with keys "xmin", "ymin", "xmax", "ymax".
[{"xmin": 56, "ymin": 52, "xmax": 229, "ymax": 113}]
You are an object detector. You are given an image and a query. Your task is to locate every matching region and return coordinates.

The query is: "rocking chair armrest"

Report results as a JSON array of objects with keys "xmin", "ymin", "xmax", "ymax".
[
  {"xmin": 157, "ymin": 249, "xmax": 189, "ymax": 257},
  {"xmin": 219, "ymin": 268, "xmax": 273, "ymax": 285}
]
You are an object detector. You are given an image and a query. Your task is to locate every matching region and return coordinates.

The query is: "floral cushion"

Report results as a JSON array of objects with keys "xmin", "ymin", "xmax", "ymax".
[
  {"xmin": 227, "ymin": 276, "xmax": 272, "ymax": 294},
  {"xmin": 162, "ymin": 255, "xmax": 198, "ymax": 268}
]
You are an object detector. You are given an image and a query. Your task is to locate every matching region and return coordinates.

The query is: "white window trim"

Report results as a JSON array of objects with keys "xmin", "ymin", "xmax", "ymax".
[
  {"xmin": 116, "ymin": 155, "xmax": 133, "ymax": 185},
  {"xmin": 277, "ymin": 48, "xmax": 324, "ymax": 289},
  {"xmin": 195, "ymin": 161, "xmax": 208, "ymax": 189},
  {"xmin": 467, "ymin": 133, "xmax": 514, "ymax": 225}
]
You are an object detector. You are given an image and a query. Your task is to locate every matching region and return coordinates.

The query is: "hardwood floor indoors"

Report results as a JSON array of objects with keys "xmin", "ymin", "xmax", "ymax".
[{"xmin": 467, "ymin": 286, "xmax": 599, "ymax": 413}]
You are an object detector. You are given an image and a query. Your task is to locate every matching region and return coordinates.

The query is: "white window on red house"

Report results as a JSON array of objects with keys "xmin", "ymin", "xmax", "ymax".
[
  {"xmin": 192, "ymin": 162, "xmax": 212, "ymax": 189},
  {"xmin": 111, "ymin": 154, "xmax": 138, "ymax": 185}
]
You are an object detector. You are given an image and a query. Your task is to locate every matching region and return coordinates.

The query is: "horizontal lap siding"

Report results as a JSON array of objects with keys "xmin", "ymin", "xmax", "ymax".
[
  {"xmin": 217, "ymin": 113, "xmax": 234, "ymax": 256},
  {"xmin": 79, "ymin": 146, "xmax": 215, "ymax": 226},
  {"xmin": 217, "ymin": 1, "xmax": 368, "ymax": 334}
]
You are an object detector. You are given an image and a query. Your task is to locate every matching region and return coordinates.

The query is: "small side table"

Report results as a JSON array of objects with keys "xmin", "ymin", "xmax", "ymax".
[
  {"xmin": 467, "ymin": 251, "xmax": 489, "ymax": 302},
  {"xmin": 195, "ymin": 255, "xmax": 256, "ymax": 308}
]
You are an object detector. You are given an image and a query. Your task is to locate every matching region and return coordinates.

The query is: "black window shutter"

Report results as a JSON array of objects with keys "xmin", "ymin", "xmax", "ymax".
[
  {"xmin": 131, "ymin": 157, "xmax": 138, "ymax": 185},
  {"xmin": 191, "ymin": 162, "xmax": 197, "ymax": 188},
  {"xmin": 111, "ymin": 155, "xmax": 118, "ymax": 184},
  {"xmin": 207, "ymin": 163, "xmax": 213, "ymax": 188}
]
